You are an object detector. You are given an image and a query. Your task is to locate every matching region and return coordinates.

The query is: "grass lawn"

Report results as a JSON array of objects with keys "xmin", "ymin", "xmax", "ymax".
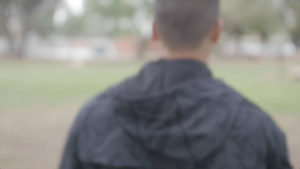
[
  {"xmin": 0, "ymin": 59, "xmax": 299, "ymax": 114},
  {"xmin": 211, "ymin": 60, "xmax": 300, "ymax": 114}
]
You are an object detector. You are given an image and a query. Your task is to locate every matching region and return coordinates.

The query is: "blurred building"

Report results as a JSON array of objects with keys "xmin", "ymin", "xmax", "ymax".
[
  {"xmin": 26, "ymin": 36, "xmax": 117, "ymax": 62},
  {"xmin": 217, "ymin": 33, "xmax": 298, "ymax": 59}
]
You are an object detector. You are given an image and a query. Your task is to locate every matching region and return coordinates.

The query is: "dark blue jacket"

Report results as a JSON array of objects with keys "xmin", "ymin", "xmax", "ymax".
[{"xmin": 60, "ymin": 59, "xmax": 292, "ymax": 169}]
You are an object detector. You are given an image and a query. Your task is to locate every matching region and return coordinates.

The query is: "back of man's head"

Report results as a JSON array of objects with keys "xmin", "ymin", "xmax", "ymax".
[{"xmin": 154, "ymin": 0, "xmax": 220, "ymax": 51}]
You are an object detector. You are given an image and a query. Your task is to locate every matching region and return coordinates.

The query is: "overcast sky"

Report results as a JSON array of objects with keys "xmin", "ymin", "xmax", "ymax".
[{"xmin": 65, "ymin": 0, "xmax": 85, "ymax": 15}]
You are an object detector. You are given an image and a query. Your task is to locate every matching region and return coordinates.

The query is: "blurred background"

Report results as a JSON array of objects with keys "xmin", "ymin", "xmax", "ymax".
[{"xmin": 0, "ymin": 0, "xmax": 299, "ymax": 169}]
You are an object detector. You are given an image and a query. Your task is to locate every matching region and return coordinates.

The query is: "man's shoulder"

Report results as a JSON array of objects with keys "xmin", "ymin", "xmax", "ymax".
[
  {"xmin": 222, "ymin": 86, "xmax": 285, "ymax": 143},
  {"xmin": 72, "ymin": 89, "xmax": 125, "ymax": 133},
  {"xmin": 79, "ymin": 75, "xmax": 137, "ymax": 114},
  {"xmin": 207, "ymin": 80, "xmax": 280, "ymax": 134}
]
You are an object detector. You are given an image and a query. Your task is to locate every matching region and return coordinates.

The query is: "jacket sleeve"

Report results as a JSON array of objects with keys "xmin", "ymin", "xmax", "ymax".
[
  {"xmin": 59, "ymin": 102, "xmax": 93, "ymax": 169},
  {"xmin": 59, "ymin": 127, "xmax": 81, "ymax": 169},
  {"xmin": 263, "ymin": 114, "xmax": 292, "ymax": 169}
]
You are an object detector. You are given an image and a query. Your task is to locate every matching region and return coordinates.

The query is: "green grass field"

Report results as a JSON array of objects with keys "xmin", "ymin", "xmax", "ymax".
[{"xmin": 0, "ymin": 59, "xmax": 299, "ymax": 114}]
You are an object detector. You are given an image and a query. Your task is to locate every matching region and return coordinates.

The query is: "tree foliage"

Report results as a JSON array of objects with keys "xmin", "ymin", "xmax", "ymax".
[
  {"xmin": 0, "ymin": 0, "xmax": 59, "ymax": 58},
  {"xmin": 222, "ymin": 0, "xmax": 285, "ymax": 38},
  {"xmin": 59, "ymin": 0, "xmax": 153, "ymax": 37},
  {"xmin": 286, "ymin": 0, "xmax": 300, "ymax": 46}
]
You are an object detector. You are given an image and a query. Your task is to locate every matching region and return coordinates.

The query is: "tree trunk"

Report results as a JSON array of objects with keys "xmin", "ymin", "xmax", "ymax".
[
  {"xmin": 15, "ymin": 31, "xmax": 29, "ymax": 59},
  {"xmin": 0, "ymin": 8, "xmax": 19, "ymax": 59}
]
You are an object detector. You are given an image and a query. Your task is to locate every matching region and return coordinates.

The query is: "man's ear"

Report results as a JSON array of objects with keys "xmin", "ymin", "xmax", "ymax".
[
  {"xmin": 211, "ymin": 19, "xmax": 222, "ymax": 43},
  {"xmin": 152, "ymin": 21, "xmax": 159, "ymax": 41}
]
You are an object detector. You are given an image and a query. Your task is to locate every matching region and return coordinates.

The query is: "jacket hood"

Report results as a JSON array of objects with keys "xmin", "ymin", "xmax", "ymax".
[{"xmin": 108, "ymin": 59, "xmax": 243, "ymax": 168}]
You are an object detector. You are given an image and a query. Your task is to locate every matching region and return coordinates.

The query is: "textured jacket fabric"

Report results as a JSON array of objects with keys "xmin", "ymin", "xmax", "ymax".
[{"xmin": 60, "ymin": 59, "xmax": 292, "ymax": 169}]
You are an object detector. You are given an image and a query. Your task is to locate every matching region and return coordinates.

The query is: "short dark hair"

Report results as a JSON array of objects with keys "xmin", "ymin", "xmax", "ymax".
[{"xmin": 154, "ymin": 0, "xmax": 219, "ymax": 50}]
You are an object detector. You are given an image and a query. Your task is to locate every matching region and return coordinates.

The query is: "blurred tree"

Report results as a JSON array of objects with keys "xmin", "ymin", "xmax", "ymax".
[
  {"xmin": 58, "ymin": 15, "xmax": 87, "ymax": 36},
  {"xmin": 222, "ymin": 0, "xmax": 285, "ymax": 39},
  {"xmin": 0, "ymin": 0, "xmax": 59, "ymax": 59},
  {"xmin": 59, "ymin": 0, "xmax": 153, "ymax": 37},
  {"xmin": 32, "ymin": 1, "xmax": 59, "ymax": 37},
  {"xmin": 58, "ymin": 0, "xmax": 135, "ymax": 36},
  {"xmin": 287, "ymin": 0, "xmax": 300, "ymax": 47}
]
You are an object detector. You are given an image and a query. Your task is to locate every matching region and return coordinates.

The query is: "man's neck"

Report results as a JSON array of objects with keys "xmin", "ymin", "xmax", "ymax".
[{"xmin": 164, "ymin": 52, "xmax": 209, "ymax": 65}]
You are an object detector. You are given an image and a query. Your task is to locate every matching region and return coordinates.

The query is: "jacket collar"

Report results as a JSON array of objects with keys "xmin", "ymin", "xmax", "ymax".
[{"xmin": 139, "ymin": 58, "xmax": 212, "ymax": 89}]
